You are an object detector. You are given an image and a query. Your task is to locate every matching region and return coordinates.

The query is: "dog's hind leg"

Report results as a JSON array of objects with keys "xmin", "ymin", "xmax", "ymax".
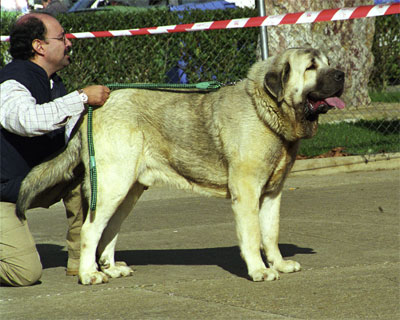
[
  {"xmin": 96, "ymin": 182, "xmax": 145, "ymax": 279},
  {"xmin": 79, "ymin": 204, "xmax": 116, "ymax": 285},
  {"xmin": 78, "ymin": 130, "xmax": 144, "ymax": 285},
  {"xmin": 259, "ymin": 191, "xmax": 301, "ymax": 274},
  {"xmin": 79, "ymin": 176, "xmax": 139, "ymax": 285}
]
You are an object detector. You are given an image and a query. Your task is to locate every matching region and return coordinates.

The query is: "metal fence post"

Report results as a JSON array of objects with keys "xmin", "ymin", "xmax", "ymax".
[{"xmin": 257, "ymin": 0, "xmax": 269, "ymax": 60}]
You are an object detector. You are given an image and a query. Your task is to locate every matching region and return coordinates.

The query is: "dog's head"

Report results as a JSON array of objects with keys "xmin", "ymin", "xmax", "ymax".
[
  {"xmin": 249, "ymin": 48, "xmax": 345, "ymax": 140},
  {"xmin": 264, "ymin": 48, "xmax": 345, "ymax": 120}
]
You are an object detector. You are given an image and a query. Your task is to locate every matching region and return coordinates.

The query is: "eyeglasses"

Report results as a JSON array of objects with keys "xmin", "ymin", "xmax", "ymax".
[{"xmin": 46, "ymin": 33, "xmax": 67, "ymax": 44}]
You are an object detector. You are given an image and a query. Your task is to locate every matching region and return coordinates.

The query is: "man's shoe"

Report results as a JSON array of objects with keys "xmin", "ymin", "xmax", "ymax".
[{"xmin": 66, "ymin": 258, "xmax": 79, "ymax": 276}]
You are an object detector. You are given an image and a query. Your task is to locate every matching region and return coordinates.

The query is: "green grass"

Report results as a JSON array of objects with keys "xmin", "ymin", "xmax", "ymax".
[
  {"xmin": 369, "ymin": 91, "xmax": 400, "ymax": 103},
  {"xmin": 299, "ymin": 120, "xmax": 400, "ymax": 157}
]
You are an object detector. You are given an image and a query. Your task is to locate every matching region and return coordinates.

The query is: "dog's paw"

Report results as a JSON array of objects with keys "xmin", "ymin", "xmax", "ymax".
[
  {"xmin": 101, "ymin": 262, "xmax": 134, "ymax": 279},
  {"xmin": 249, "ymin": 268, "xmax": 280, "ymax": 282},
  {"xmin": 272, "ymin": 260, "xmax": 301, "ymax": 273},
  {"xmin": 79, "ymin": 271, "xmax": 109, "ymax": 285}
]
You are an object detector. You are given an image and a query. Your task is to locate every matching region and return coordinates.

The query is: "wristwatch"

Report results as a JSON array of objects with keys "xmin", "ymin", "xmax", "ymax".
[{"xmin": 78, "ymin": 89, "xmax": 88, "ymax": 104}]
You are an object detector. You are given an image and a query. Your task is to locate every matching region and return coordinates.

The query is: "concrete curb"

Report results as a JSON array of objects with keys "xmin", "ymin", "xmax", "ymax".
[{"xmin": 291, "ymin": 152, "xmax": 400, "ymax": 176}]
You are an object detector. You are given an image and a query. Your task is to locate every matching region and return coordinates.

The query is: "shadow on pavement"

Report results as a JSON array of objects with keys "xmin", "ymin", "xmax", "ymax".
[
  {"xmin": 37, "ymin": 244, "xmax": 68, "ymax": 269},
  {"xmin": 115, "ymin": 244, "xmax": 315, "ymax": 279},
  {"xmin": 36, "ymin": 243, "xmax": 315, "ymax": 279}
]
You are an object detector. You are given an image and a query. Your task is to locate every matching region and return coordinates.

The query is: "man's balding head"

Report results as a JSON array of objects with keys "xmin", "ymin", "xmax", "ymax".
[{"xmin": 9, "ymin": 13, "xmax": 56, "ymax": 60}]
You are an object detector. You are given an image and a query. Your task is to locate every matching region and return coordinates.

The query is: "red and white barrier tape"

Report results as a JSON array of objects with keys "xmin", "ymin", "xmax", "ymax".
[{"xmin": 1, "ymin": 3, "xmax": 398, "ymax": 42}]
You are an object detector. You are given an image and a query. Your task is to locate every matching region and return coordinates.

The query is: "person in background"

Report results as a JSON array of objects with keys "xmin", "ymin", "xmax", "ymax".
[
  {"xmin": 1, "ymin": 0, "xmax": 29, "ymax": 12},
  {"xmin": 0, "ymin": 13, "xmax": 110, "ymax": 286},
  {"xmin": 41, "ymin": 0, "xmax": 69, "ymax": 15}
]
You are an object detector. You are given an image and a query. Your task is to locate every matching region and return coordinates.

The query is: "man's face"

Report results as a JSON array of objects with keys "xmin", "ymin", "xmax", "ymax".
[
  {"xmin": 42, "ymin": 0, "xmax": 50, "ymax": 8},
  {"xmin": 42, "ymin": 16, "xmax": 72, "ymax": 72}
]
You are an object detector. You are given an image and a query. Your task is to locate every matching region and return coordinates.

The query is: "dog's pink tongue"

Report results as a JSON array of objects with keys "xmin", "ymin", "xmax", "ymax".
[{"xmin": 324, "ymin": 97, "xmax": 345, "ymax": 109}]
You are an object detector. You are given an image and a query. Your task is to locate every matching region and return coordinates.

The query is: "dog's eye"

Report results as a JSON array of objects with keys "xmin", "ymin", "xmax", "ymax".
[{"xmin": 306, "ymin": 58, "xmax": 317, "ymax": 71}]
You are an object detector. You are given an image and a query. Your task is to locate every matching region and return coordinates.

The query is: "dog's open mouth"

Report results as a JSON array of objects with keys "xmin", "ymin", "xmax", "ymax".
[{"xmin": 305, "ymin": 96, "xmax": 345, "ymax": 121}]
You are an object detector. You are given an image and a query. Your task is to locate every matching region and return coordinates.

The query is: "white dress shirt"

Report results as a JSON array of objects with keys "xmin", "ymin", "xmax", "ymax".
[{"xmin": 0, "ymin": 79, "xmax": 85, "ymax": 141}]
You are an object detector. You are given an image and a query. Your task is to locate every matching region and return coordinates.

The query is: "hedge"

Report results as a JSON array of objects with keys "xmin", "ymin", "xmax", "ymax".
[
  {"xmin": 368, "ymin": 14, "xmax": 400, "ymax": 89},
  {"xmin": 1, "ymin": 8, "xmax": 398, "ymax": 91},
  {"xmin": 0, "ymin": 7, "xmax": 259, "ymax": 91}
]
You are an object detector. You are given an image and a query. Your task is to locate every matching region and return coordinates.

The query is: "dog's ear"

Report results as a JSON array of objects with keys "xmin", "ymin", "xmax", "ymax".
[{"xmin": 264, "ymin": 62, "xmax": 290, "ymax": 102}]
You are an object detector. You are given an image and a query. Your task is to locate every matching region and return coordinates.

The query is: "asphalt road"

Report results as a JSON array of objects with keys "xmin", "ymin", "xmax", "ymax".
[{"xmin": 1, "ymin": 169, "xmax": 399, "ymax": 320}]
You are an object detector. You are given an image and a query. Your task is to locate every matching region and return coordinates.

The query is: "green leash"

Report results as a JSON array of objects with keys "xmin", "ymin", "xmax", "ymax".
[
  {"xmin": 87, "ymin": 105, "xmax": 97, "ymax": 211},
  {"xmin": 87, "ymin": 81, "xmax": 222, "ymax": 211},
  {"xmin": 106, "ymin": 81, "xmax": 222, "ymax": 91}
]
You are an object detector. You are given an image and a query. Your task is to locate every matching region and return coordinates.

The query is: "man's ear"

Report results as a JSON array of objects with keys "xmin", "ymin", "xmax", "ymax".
[
  {"xmin": 264, "ymin": 62, "xmax": 290, "ymax": 102},
  {"xmin": 32, "ymin": 39, "xmax": 45, "ymax": 56}
]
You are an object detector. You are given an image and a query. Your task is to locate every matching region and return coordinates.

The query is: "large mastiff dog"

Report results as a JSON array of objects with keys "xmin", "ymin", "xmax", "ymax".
[{"xmin": 17, "ymin": 48, "xmax": 345, "ymax": 285}]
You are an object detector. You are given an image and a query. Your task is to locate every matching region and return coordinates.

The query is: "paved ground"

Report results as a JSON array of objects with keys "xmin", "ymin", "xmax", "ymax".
[{"xmin": 1, "ymin": 169, "xmax": 399, "ymax": 320}]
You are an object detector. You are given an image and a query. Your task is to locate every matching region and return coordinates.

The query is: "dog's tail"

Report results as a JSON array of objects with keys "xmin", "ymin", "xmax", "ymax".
[{"xmin": 16, "ymin": 129, "xmax": 83, "ymax": 220}]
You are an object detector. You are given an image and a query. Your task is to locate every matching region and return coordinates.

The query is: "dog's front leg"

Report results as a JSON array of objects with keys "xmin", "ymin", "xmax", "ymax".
[
  {"xmin": 259, "ymin": 191, "xmax": 301, "ymax": 273},
  {"xmin": 229, "ymin": 173, "xmax": 279, "ymax": 282}
]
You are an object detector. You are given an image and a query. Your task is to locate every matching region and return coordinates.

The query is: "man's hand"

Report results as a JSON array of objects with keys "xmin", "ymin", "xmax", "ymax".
[{"xmin": 82, "ymin": 85, "xmax": 111, "ymax": 106}]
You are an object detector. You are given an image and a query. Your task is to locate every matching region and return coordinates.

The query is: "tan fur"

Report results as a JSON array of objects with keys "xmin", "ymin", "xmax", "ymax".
[{"xmin": 17, "ymin": 48, "xmax": 345, "ymax": 284}]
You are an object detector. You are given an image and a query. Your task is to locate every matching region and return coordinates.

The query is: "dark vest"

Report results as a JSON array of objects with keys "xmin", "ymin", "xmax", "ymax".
[{"xmin": 0, "ymin": 59, "xmax": 67, "ymax": 203}]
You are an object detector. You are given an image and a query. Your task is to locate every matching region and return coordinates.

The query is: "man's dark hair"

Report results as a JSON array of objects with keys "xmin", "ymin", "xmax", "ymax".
[{"xmin": 9, "ymin": 16, "xmax": 48, "ymax": 60}]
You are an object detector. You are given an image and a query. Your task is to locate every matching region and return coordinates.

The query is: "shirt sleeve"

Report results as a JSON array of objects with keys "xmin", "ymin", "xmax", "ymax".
[{"xmin": 0, "ymin": 79, "xmax": 85, "ymax": 138}]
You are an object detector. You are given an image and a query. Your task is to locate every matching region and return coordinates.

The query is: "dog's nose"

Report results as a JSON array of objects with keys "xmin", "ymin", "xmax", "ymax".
[{"xmin": 334, "ymin": 70, "xmax": 345, "ymax": 82}]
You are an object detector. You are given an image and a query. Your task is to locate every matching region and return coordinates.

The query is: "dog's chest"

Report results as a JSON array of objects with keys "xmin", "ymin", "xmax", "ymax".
[{"xmin": 264, "ymin": 144, "xmax": 297, "ymax": 193}]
